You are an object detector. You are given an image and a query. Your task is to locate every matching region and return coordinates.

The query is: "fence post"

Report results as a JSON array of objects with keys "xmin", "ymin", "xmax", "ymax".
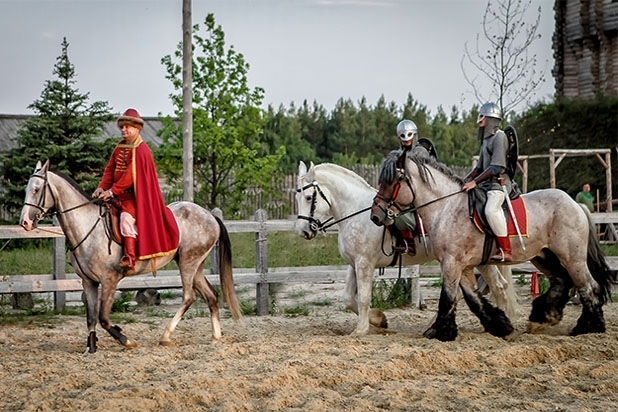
[
  {"xmin": 409, "ymin": 265, "xmax": 425, "ymax": 309},
  {"xmin": 210, "ymin": 208, "xmax": 222, "ymax": 274},
  {"xmin": 52, "ymin": 216, "xmax": 66, "ymax": 311},
  {"xmin": 254, "ymin": 209, "xmax": 269, "ymax": 315}
]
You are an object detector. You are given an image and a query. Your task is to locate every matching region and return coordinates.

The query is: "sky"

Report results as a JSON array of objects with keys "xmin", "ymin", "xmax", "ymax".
[{"xmin": 0, "ymin": 0, "xmax": 556, "ymax": 117}]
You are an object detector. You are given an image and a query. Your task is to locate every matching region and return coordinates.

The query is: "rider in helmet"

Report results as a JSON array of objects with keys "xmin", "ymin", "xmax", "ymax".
[
  {"xmin": 397, "ymin": 119, "xmax": 429, "ymax": 156},
  {"xmin": 389, "ymin": 119, "xmax": 430, "ymax": 254},
  {"xmin": 462, "ymin": 102, "xmax": 513, "ymax": 262}
]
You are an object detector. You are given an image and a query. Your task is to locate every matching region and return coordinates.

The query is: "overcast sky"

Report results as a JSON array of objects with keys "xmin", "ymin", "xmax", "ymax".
[{"xmin": 0, "ymin": 0, "xmax": 556, "ymax": 117}]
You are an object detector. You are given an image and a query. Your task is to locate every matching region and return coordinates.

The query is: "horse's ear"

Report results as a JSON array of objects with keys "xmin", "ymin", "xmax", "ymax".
[
  {"xmin": 298, "ymin": 161, "xmax": 307, "ymax": 176},
  {"xmin": 307, "ymin": 162, "xmax": 316, "ymax": 181},
  {"xmin": 35, "ymin": 161, "xmax": 42, "ymax": 171}
]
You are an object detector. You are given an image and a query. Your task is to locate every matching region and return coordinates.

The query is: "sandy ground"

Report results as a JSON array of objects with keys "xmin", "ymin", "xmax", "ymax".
[{"xmin": 1, "ymin": 281, "xmax": 618, "ymax": 412}]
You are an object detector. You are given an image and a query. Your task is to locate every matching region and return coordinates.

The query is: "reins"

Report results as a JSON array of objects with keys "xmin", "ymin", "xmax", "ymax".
[
  {"xmin": 297, "ymin": 180, "xmax": 371, "ymax": 233},
  {"xmin": 24, "ymin": 174, "xmax": 109, "ymax": 251},
  {"xmin": 397, "ymin": 189, "xmax": 465, "ymax": 216}
]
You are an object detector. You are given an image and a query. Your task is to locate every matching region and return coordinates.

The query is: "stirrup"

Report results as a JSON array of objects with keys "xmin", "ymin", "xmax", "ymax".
[
  {"xmin": 490, "ymin": 248, "xmax": 510, "ymax": 262},
  {"xmin": 394, "ymin": 240, "xmax": 415, "ymax": 255},
  {"xmin": 118, "ymin": 255, "xmax": 134, "ymax": 269}
]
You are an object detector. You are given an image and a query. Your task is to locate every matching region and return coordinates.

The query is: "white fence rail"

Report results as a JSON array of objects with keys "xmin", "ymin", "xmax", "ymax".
[{"xmin": 2, "ymin": 211, "xmax": 617, "ymax": 315}]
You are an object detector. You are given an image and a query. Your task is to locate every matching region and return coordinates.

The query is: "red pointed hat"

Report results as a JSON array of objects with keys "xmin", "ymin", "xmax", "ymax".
[{"xmin": 117, "ymin": 108, "xmax": 144, "ymax": 128}]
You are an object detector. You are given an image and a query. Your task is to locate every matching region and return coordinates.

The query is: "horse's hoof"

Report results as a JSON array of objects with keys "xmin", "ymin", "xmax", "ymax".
[
  {"xmin": 423, "ymin": 327, "xmax": 437, "ymax": 339},
  {"xmin": 504, "ymin": 330, "xmax": 522, "ymax": 342},
  {"xmin": 159, "ymin": 340, "xmax": 172, "ymax": 347},
  {"xmin": 526, "ymin": 321, "xmax": 548, "ymax": 334},
  {"xmin": 124, "ymin": 340, "xmax": 139, "ymax": 349}
]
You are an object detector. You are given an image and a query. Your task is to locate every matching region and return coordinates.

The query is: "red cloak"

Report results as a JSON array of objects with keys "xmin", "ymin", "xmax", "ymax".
[
  {"xmin": 132, "ymin": 139, "xmax": 179, "ymax": 260},
  {"xmin": 108, "ymin": 137, "xmax": 179, "ymax": 260}
]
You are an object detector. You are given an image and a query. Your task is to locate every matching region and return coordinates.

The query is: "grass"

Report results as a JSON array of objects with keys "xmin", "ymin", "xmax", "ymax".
[
  {"xmin": 0, "ymin": 231, "xmax": 346, "ymax": 275},
  {"xmin": 1, "ymin": 230, "xmax": 616, "ymax": 319}
]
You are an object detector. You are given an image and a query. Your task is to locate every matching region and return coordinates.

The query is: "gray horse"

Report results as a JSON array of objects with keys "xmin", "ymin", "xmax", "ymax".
[
  {"xmin": 371, "ymin": 151, "xmax": 614, "ymax": 341},
  {"xmin": 20, "ymin": 160, "xmax": 242, "ymax": 353}
]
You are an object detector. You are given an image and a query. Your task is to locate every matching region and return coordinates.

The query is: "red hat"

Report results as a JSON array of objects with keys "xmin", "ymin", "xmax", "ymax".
[{"xmin": 117, "ymin": 108, "xmax": 144, "ymax": 129}]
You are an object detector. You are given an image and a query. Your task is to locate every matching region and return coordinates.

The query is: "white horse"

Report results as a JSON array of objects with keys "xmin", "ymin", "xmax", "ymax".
[{"xmin": 296, "ymin": 161, "xmax": 519, "ymax": 335}]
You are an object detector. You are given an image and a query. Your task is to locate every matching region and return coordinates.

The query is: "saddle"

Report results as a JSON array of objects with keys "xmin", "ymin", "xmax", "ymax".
[
  {"xmin": 102, "ymin": 202, "xmax": 123, "ymax": 245},
  {"xmin": 468, "ymin": 184, "xmax": 528, "ymax": 263}
]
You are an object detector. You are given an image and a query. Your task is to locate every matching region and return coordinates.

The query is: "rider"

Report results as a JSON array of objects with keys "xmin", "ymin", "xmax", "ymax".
[
  {"xmin": 462, "ymin": 102, "xmax": 512, "ymax": 262},
  {"xmin": 389, "ymin": 120, "xmax": 430, "ymax": 254},
  {"xmin": 93, "ymin": 108, "xmax": 179, "ymax": 275}
]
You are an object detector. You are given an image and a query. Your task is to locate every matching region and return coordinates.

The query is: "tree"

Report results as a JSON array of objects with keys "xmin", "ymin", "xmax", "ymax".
[
  {"xmin": 461, "ymin": 0, "xmax": 546, "ymax": 117},
  {"xmin": 157, "ymin": 14, "xmax": 283, "ymax": 216},
  {"xmin": 262, "ymin": 105, "xmax": 316, "ymax": 173},
  {"xmin": 0, "ymin": 37, "xmax": 114, "ymax": 220}
]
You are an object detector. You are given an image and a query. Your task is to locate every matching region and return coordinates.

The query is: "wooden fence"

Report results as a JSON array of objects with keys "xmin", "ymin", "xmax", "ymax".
[{"xmin": 1, "ymin": 210, "xmax": 618, "ymax": 315}]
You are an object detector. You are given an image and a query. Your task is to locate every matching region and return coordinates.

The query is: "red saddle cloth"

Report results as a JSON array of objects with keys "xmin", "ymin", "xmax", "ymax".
[{"xmin": 473, "ymin": 196, "xmax": 528, "ymax": 237}]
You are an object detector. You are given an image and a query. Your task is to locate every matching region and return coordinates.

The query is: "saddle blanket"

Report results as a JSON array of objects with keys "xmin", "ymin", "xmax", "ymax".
[{"xmin": 473, "ymin": 196, "xmax": 528, "ymax": 237}]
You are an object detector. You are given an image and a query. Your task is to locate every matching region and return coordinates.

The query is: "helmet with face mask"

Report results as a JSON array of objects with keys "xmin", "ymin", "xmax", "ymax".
[
  {"xmin": 477, "ymin": 102, "xmax": 501, "ymax": 123},
  {"xmin": 397, "ymin": 120, "xmax": 418, "ymax": 143}
]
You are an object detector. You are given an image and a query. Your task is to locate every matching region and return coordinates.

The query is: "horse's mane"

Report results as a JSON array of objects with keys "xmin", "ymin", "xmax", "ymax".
[
  {"xmin": 378, "ymin": 150, "xmax": 464, "ymax": 186},
  {"xmin": 52, "ymin": 170, "xmax": 92, "ymax": 199},
  {"xmin": 315, "ymin": 163, "xmax": 375, "ymax": 190}
]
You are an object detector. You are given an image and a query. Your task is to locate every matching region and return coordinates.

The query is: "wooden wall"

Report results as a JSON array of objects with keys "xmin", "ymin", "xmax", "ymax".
[{"xmin": 553, "ymin": 0, "xmax": 618, "ymax": 98}]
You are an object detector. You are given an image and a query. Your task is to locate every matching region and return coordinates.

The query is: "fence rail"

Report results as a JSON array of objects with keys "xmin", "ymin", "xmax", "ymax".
[{"xmin": 2, "ymin": 211, "xmax": 617, "ymax": 315}]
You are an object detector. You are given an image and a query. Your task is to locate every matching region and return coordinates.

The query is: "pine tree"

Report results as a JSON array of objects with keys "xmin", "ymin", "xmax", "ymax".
[{"xmin": 0, "ymin": 37, "xmax": 114, "ymax": 221}]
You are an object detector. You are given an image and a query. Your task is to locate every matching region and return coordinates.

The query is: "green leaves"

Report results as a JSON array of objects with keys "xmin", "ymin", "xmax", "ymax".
[
  {"xmin": 0, "ymin": 37, "xmax": 114, "ymax": 221},
  {"xmin": 157, "ymin": 14, "xmax": 282, "ymax": 217}
]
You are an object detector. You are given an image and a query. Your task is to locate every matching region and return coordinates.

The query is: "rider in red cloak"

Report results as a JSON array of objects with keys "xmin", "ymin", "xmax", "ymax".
[{"xmin": 93, "ymin": 108, "xmax": 179, "ymax": 275}]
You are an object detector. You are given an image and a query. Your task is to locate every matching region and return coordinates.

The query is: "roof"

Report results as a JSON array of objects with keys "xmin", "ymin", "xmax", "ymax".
[{"xmin": 0, "ymin": 114, "xmax": 171, "ymax": 152}]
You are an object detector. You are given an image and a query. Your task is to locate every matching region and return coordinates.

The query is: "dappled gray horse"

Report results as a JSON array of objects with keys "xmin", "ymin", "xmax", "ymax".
[
  {"xmin": 371, "ymin": 151, "xmax": 614, "ymax": 341},
  {"xmin": 20, "ymin": 160, "xmax": 242, "ymax": 353}
]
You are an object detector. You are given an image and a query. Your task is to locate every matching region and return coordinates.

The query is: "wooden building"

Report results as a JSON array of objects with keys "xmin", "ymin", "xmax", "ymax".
[{"xmin": 553, "ymin": 0, "xmax": 618, "ymax": 98}]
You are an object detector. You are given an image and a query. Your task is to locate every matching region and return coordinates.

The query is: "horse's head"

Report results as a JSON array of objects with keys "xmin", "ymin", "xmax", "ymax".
[
  {"xmin": 20, "ymin": 160, "xmax": 54, "ymax": 231},
  {"xmin": 370, "ymin": 151, "xmax": 415, "ymax": 227},
  {"xmin": 296, "ymin": 161, "xmax": 333, "ymax": 240}
]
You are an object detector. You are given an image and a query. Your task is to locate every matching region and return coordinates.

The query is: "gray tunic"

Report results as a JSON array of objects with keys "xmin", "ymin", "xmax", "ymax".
[{"xmin": 476, "ymin": 130, "xmax": 512, "ymax": 192}]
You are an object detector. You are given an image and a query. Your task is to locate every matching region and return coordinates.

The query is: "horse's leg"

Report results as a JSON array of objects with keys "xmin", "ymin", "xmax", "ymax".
[
  {"xmin": 98, "ymin": 274, "xmax": 139, "ymax": 349},
  {"xmin": 459, "ymin": 278, "xmax": 514, "ymax": 338},
  {"xmin": 528, "ymin": 254, "xmax": 572, "ymax": 333},
  {"xmin": 348, "ymin": 261, "xmax": 386, "ymax": 335},
  {"xmin": 192, "ymin": 272, "xmax": 222, "ymax": 342},
  {"xmin": 342, "ymin": 265, "xmax": 360, "ymax": 314},
  {"xmin": 159, "ymin": 269, "xmax": 200, "ymax": 346},
  {"xmin": 82, "ymin": 279, "xmax": 100, "ymax": 353},
  {"xmin": 423, "ymin": 257, "xmax": 461, "ymax": 341},
  {"xmin": 476, "ymin": 265, "xmax": 519, "ymax": 320},
  {"xmin": 566, "ymin": 260, "xmax": 607, "ymax": 336}
]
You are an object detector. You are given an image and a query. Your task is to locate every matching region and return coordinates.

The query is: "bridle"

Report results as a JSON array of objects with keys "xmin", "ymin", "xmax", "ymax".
[
  {"xmin": 372, "ymin": 168, "xmax": 415, "ymax": 221},
  {"xmin": 24, "ymin": 172, "xmax": 108, "ymax": 252},
  {"xmin": 297, "ymin": 180, "xmax": 371, "ymax": 234},
  {"xmin": 373, "ymin": 167, "xmax": 464, "ymax": 219}
]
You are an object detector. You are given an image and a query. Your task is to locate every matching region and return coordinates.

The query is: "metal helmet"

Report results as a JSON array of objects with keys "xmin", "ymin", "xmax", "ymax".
[
  {"xmin": 396, "ymin": 119, "xmax": 418, "ymax": 142},
  {"xmin": 478, "ymin": 102, "xmax": 501, "ymax": 123}
]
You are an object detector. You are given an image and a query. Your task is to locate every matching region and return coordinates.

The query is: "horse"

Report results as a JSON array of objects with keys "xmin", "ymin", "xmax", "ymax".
[
  {"xmin": 370, "ymin": 150, "xmax": 615, "ymax": 341},
  {"xmin": 19, "ymin": 160, "xmax": 242, "ymax": 353},
  {"xmin": 296, "ymin": 161, "xmax": 519, "ymax": 336}
]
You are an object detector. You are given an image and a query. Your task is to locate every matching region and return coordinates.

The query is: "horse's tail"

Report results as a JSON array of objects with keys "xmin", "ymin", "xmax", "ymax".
[
  {"xmin": 585, "ymin": 211, "xmax": 616, "ymax": 303},
  {"xmin": 215, "ymin": 215, "xmax": 242, "ymax": 321}
]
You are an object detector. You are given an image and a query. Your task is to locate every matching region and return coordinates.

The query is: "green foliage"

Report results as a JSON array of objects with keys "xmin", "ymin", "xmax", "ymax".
[
  {"xmin": 0, "ymin": 38, "xmax": 114, "ymax": 220},
  {"xmin": 371, "ymin": 278, "xmax": 412, "ymax": 310},
  {"xmin": 515, "ymin": 95, "xmax": 618, "ymax": 197},
  {"xmin": 111, "ymin": 291, "xmax": 135, "ymax": 313},
  {"xmin": 157, "ymin": 14, "xmax": 283, "ymax": 216}
]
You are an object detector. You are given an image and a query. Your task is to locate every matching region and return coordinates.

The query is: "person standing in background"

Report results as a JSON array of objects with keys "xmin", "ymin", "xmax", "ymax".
[{"xmin": 575, "ymin": 183, "xmax": 594, "ymax": 212}]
